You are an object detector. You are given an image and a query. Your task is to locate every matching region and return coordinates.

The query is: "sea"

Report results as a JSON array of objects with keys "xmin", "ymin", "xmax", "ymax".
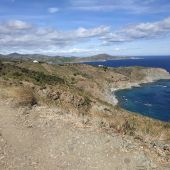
[{"xmin": 83, "ymin": 56, "xmax": 170, "ymax": 122}]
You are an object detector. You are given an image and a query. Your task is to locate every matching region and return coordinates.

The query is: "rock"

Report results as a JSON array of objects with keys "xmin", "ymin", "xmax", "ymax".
[
  {"xmin": 163, "ymin": 145, "xmax": 170, "ymax": 152},
  {"xmin": 51, "ymin": 92, "xmax": 60, "ymax": 100}
]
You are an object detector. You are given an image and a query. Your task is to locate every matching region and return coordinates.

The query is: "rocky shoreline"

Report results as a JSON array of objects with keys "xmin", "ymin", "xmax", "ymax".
[{"xmin": 109, "ymin": 68, "xmax": 170, "ymax": 105}]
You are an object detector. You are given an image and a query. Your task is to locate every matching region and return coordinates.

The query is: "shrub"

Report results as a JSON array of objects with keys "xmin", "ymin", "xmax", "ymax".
[
  {"xmin": 164, "ymin": 122, "xmax": 170, "ymax": 129},
  {"xmin": 122, "ymin": 119, "xmax": 137, "ymax": 135},
  {"xmin": 103, "ymin": 66, "xmax": 108, "ymax": 72},
  {"xmin": 7, "ymin": 87, "xmax": 37, "ymax": 107},
  {"xmin": 13, "ymin": 72, "xmax": 22, "ymax": 77},
  {"xmin": 0, "ymin": 60, "xmax": 3, "ymax": 70},
  {"xmin": 18, "ymin": 88, "xmax": 37, "ymax": 106},
  {"xmin": 2, "ymin": 63, "xmax": 65, "ymax": 85}
]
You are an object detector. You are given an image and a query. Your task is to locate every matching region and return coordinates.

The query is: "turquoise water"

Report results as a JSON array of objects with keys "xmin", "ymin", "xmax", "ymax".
[{"xmin": 115, "ymin": 80, "xmax": 170, "ymax": 122}]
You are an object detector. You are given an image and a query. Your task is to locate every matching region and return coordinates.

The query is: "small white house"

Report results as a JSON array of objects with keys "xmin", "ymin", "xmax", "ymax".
[{"xmin": 33, "ymin": 60, "xmax": 39, "ymax": 63}]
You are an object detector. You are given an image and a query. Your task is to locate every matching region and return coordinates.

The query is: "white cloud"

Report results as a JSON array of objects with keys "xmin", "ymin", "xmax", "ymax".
[
  {"xmin": 48, "ymin": 7, "xmax": 59, "ymax": 14},
  {"xmin": 48, "ymin": 48, "xmax": 99, "ymax": 54},
  {"xmin": 1, "ymin": 17, "xmax": 170, "ymax": 55},
  {"xmin": 70, "ymin": 0, "xmax": 134, "ymax": 12},
  {"xmin": 103, "ymin": 17, "xmax": 170, "ymax": 43},
  {"xmin": 4, "ymin": 20, "xmax": 32, "ymax": 30},
  {"xmin": 0, "ymin": 19, "xmax": 109, "ymax": 54},
  {"xmin": 74, "ymin": 26, "xmax": 110, "ymax": 38},
  {"xmin": 69, "ymin": 0, "xmax": 170, "ymax": 14}
]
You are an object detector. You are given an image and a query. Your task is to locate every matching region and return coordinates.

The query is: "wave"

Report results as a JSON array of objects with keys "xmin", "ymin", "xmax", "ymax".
[
  {"xmin": 144, "ymin": 103, "xmax": 152, "ymax": 107},
  {"xmin": 156, "ymin": 85, "xmax": 167, "ymax": 88}
]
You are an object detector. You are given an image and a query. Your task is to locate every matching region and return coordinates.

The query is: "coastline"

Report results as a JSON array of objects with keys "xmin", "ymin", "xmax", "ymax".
[
  {"xmin": 110, "ymin": 70, "xmax": 170, "ymax": 106},
  {"xmin": 111, "ymin": 81, "xmax": 154, "ymax": 106}
]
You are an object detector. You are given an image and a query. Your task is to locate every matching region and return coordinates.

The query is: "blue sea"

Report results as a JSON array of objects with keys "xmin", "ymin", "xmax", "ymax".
[
  {"xmin": 84, "ymin": 56, "xmax": 170, "ymax": 72},
  {"xmin": 84, "ymin": 56, "xmax": 170, "ymax": 122}
]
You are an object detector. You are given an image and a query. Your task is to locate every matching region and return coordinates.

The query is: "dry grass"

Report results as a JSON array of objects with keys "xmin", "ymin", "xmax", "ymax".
[
  {"xmin": 4, "ymin": 86, "xmax": 37, "ymax": 107},
  {"xmin": 88, "ymin": 102, "xmax": 170, "ymax": 141},
  {"xmin": 0, "ymin": 61, "xmax": 169, "ymax": 141}
]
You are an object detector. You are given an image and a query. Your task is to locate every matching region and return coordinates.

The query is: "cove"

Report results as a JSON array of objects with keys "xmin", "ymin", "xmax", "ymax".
[{"xmin": 115, "ymin": 80, "xmax": 170, "ymax": 122}]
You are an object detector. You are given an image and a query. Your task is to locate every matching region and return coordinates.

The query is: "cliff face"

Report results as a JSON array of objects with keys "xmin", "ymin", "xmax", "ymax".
[
  {"xmin": 109, "ymin": 67, "xmax": 170, "ymax": 91},
  {"xmin": 101, "ymin": 67, "xmax": 170, "ymax": 106},
  {"xmin": 141, "ymin": 68, "xmax": 170, "ymax": 82}
]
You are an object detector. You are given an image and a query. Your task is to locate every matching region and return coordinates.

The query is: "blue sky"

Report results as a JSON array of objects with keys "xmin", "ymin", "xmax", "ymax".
[{"xmin": 0, "ymin": 0, "xmax": 170, "ymax": 56}]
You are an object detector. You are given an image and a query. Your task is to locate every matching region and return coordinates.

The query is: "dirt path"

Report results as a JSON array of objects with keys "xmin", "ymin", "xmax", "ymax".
[{"xmin": 0, "ymin": 100, "xmax": 169, "ymax": 170}]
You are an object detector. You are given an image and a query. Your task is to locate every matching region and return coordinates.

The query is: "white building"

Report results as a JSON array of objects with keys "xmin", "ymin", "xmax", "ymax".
[{"xmin": 33, "ymin": 60, "xmax": 39, "ymax": 63}]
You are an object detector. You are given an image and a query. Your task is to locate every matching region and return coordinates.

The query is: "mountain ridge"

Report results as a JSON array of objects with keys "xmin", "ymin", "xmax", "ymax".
[{"xmin": 0, "ymin": 53, "xmax": 129, "ymax": 63}]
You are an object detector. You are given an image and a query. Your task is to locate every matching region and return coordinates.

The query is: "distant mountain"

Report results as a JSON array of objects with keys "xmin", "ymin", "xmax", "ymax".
[
  {"xmin": 74, "ymin": 54, "xmax": 129, "ymax": 62},
  {"xmin": 4, "ymin": 53, "xmax": 48, "ymax": 60},
  {"xmin": 0, "ymin": 53, "xmax": 129, "ymax": 63}
]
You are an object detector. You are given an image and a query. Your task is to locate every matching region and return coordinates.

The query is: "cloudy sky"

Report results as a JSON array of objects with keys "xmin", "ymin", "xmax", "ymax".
[{"xmin": 0, "ymin": 0, "xmax": 170, "ymax": 56}]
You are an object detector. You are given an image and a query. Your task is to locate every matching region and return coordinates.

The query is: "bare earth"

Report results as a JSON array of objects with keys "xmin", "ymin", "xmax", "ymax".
[{"xmin": 0, "ymin": 99, "xmax": 169, "ymax": 170}]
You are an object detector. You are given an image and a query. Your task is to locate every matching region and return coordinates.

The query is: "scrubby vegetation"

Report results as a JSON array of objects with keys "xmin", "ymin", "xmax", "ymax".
[
  {"xmin": 0, "ymin": 60, "xmax": 169, "ymax": 142},
  {"xmin": 112, "ymin": 66, "xmax": 145, "ymax": 80},
  {"xmin": 49, "ymin": 57, "xmax": 76, "ymax": 63},
  {"xmin": 0, "ymin": 63, "xmax": 65, "ymax": 85},
  {"xmin": 0, "ymin": 60, "xmax": 2, "ymax": 70}
]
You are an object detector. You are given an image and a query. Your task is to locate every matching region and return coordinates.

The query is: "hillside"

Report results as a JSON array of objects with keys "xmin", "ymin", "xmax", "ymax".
[
  {"xmin": 0, "ymin": 59, "xmax": 170, "ymax": 169},
  {"xmin": 0, "ymin": 53, "xmax": 129, "ymax": 63},
  {"xmin": 72, "ymin": 54, "xmax": 129, "ymax": 62}
]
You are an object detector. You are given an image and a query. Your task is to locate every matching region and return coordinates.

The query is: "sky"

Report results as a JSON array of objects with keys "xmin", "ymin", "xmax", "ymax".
[{"xmin": 0, "ymin": 0, "xmax": 170, "ymax": 56}]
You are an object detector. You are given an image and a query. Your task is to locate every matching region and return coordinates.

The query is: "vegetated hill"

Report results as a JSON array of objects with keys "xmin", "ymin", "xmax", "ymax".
[
  {"xmin": 1, "ymin": 53, "xmax": 50, "ymax": 61},
  {"xmin": 73, "ymin": 54, "xmax": 129, "ymax": 62},
  {"xmin": 0, "ymin": 53, "xmax": 129, "ymax": 63},
  {"xmin": 0, "ymin": 59, "xmax": 170, "ymax": 167}
]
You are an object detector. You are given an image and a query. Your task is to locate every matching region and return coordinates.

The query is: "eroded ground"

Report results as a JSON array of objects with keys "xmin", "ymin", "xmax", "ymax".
[{"xmin": 1, "ymin": 100, "xmax": 169, "ymax": 170}]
